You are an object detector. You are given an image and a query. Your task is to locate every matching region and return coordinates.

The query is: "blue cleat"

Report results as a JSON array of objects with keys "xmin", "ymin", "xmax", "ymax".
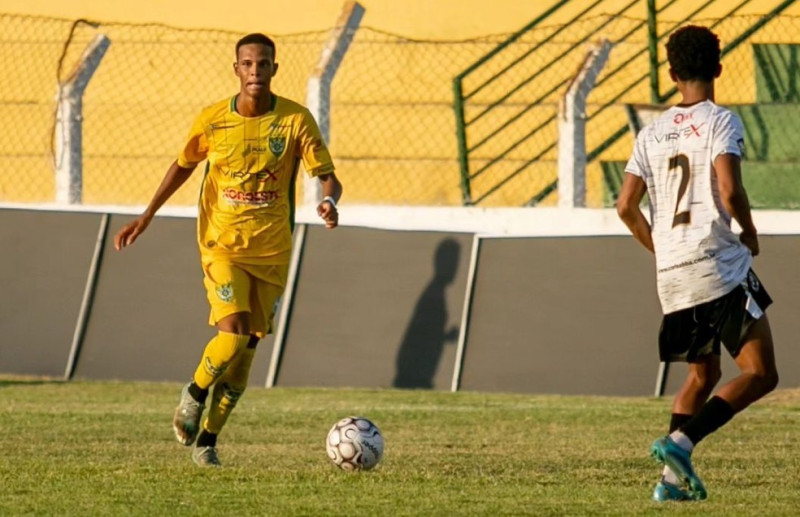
[
  {"xmin": 651, "ymin": 436, "xmax": 707, "ymax": 500},
  {"xmin": 652, "ymin": 477, "xmax": 693, "ymax": 502}
]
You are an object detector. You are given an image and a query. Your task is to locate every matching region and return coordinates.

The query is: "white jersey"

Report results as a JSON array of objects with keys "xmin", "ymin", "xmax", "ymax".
[{"xmin": 625, "ymin": 100, "xmax": 752, "ymax": 314}]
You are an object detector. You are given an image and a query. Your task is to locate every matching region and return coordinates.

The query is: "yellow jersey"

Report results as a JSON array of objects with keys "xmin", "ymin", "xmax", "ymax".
[{"xmin": 177, "ymin": 95, "xmax": 334, "ymax": 265}]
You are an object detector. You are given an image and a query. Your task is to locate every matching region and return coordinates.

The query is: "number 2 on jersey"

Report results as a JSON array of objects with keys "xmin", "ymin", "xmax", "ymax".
[{"xmin": 668, "ymin": 154, "xmax": 691, "ymax": 228}]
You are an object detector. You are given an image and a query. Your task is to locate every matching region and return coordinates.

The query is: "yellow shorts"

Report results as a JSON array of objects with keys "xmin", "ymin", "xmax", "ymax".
[{"xmin": 202, "ymin": 261, "xmax": 289, "ymax": 338}]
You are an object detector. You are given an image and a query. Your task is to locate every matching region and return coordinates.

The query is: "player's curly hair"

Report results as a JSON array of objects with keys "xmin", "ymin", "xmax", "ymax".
[
  {"xmin": 236, "ymin": 33, "xmax": 277, "ymax": 59},
  {"xmin": 666, "ymin": 25, "xmax": 720, "ymax": 82}
]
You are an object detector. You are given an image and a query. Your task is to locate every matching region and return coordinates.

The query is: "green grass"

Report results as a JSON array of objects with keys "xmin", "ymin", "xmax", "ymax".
[{"xmin": 1, "ymin": 379, "xmax": 799, "ymax": 516}]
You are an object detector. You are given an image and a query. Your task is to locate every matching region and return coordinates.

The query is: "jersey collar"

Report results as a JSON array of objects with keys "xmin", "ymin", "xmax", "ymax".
[{"xmin": 230, "ymin": 94, "xmax": 277, "ymax": 115}]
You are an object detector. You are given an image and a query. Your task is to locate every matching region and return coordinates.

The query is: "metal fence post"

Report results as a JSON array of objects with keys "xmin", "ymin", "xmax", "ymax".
[
  {"xmin": 54, "ymin": 34, "xmax": 110, "ymax": 205},
  {"xmin": 304, "ymin": 0, "xmax": 365, "ymax": 207},
  {"xmin": 452, "ymin": 77, "xmax": 472, "ymax": 205},
  {"xmin": 557, "ymin": 40, "xmax": 612, "ymax": 208},
  {"xmin": 647, "ymin": 0, "xmax": 660, "ymax": 103}
]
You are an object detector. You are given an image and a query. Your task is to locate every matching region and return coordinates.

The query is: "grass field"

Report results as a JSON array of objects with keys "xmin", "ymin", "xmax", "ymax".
[{"xmin": 1, "ymin": 379, "xmax": 798, "ymax": 516}]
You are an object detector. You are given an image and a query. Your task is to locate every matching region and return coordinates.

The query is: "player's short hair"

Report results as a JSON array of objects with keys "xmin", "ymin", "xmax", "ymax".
[
  {"xmin": 666, "ymin": 25, "xmax": 720, "ymax": 82},
  {"xmin": 236, "ymin": 33, "xmax": 276, "ymax": 60}
]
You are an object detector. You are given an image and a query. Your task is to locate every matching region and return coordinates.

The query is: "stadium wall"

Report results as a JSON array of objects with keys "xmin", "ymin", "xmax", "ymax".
[
  {"xmin": 3, "ymin": 2, "xmax": 800, "ymax": 208},
  {"xmin": 2, "ymin": 206, "xmax": 798, "ymax": 396},
  {"xmin": 3, "ymin": 0, "xmax": 798, "ymax": 39},
  {"xmin": 0, "ymin": 1, "xmax": 654, "ymax": 39}
]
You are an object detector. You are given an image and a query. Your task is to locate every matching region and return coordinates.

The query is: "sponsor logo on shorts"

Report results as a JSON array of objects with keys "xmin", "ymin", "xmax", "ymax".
[
  {"xmin": 215, "ymin": 282, "xmax": 234, "ymax": 303},
  {"xmin": 222, "ymin": 188, "xmax": 279, "ymax": 206}
]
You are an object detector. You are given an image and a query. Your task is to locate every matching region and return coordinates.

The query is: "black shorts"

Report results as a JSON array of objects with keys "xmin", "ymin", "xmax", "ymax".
[{"xmin": 658, "ymin": 269, "xmax": 772, "ymax": 363}]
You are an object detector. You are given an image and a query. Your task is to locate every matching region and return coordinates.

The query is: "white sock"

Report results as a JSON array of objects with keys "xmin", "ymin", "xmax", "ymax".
[
  {"xmin": 669, "ymin": 430, "xmax": 694, "ymax": 453},
  {"xmin": 662, "ymin": 466, "xmax": 682, "ymax": 485}
]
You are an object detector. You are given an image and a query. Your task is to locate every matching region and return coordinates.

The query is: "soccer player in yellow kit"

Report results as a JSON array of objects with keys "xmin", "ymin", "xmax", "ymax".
[{"xmin": 114, "ymin": 33, "xmax": 342, "ymax": 467}]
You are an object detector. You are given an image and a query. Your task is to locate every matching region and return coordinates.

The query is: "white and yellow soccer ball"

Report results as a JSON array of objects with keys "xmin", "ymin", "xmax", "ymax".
[{"xmin": 325, "ymin": 416, "xmax": 384, "ymax": 471}]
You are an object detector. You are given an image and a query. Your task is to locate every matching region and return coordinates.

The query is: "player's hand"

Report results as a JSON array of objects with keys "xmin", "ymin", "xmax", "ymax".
[
  {"xmin": 317, "ymin": 200, "xmax": 338, "ymax": 229},
  {"xmin": 740, "ymin": 230, "xmax": 759, "ymax": 257},
  {"xmin": 114, "ymin": 215, "xmax": 152, "ymax": 250}
]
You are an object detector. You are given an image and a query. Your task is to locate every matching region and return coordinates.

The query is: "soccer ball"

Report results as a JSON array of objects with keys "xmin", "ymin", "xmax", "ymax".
[{"xmin": 326, "ymin": 416, "xmax": 384, "ymax": 471}]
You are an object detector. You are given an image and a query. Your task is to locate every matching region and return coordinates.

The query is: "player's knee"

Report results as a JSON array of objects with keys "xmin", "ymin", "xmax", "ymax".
[
  {"xmin": 214, "ymin": 332, "xmax": 252, "ymax": 365},
  {"xmin": 217, "ymin": 312, "xmax": 251, "ymax": 335},
  {"xmin": 742, "ymin": 366, "xmax": 778, "ymax": 398},
  {"xmin": 760, "ymin": 368, "xmax": 779, "ymax": 394},
  {"xmin": 689, "ymin": 366, "xmax": 721, "ymax": 391}
]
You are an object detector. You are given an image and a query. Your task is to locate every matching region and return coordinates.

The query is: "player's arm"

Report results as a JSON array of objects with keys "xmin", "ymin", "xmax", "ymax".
[
  {"xmin": 297, "ymin": 108, "xmax": 342, "ymax": 229},
  {"xmin": 114, "ymin": 161, "xmax": 197, "ymax": 250},
  {"xmin": 715, "ymin": 153, "xmax": 758, "ymax": 256},
  {"xmin": 116, "ymin": 111, "xmax": 208, "ymax": 251},
  {"xmin": 317, "ymin": 172, "xmax": 343, "ymax": 229},
  {"xmin": 617, "ymin": 172, "xmax": 654, "ymax": 253}
]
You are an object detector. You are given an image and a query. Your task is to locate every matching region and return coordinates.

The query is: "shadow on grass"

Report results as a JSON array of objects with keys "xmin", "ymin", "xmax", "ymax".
[{"xmin": 0, "ymin": 377, "xmax": 66, "ymax": 389}]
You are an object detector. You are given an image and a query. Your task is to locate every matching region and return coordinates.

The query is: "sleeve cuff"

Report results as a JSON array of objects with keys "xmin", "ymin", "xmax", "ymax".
[
  {"xmin": 176, "ymin": 157, "xmax": 199, "ymax": 169},
  {"xmin": 308, "ymin": 163, "xmax": 335, "ymax": 177}
]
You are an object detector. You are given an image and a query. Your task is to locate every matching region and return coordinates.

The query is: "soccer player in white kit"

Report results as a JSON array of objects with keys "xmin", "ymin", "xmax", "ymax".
[{"xmin": 617, "ymin": 26, "xmax": 779, "ymax": 502}]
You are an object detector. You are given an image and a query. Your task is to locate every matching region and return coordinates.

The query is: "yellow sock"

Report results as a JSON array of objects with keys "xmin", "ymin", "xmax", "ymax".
[
  {"xmin": 203, "ymin": 346, "xmax": 256, "ymax": 435},
  {"xmin": 192, "ymin": 331, "xmax": 251, "ymax": 389}
]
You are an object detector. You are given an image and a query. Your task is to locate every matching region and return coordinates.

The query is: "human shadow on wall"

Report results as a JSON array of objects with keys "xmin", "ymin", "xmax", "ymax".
[{"xmin": 393, "ymin": 238, "xmax": 461, "ymax": 389}]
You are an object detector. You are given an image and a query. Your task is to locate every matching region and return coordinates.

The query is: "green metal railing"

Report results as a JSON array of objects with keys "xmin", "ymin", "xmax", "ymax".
[
  {"xmin": 452, "ymin": 0, "xmax": 798, "ymax": 207},
  {"xmin": 452, "ymin": 0, "xmax": 572, "ymax": 205},
  {"xmin": 582, "ymin": 0, "xmax": 751, "ymax": 164},
  {"xmin": 584, "ymin": 0, "xmax": 794, "ymax": 166},
  {"xmin": 453, "ymin": 0, "xmax": 645, "ymax": 205}
]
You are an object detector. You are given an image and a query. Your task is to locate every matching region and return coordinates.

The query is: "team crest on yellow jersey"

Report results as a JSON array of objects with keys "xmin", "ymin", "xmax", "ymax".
[
  {"xmin": 268, "ymin": 135, "xmax": 286, "ymax": 157},
  {"xmin": 215, "ymin": 282, "xmax": 234, "ymax": 303}
]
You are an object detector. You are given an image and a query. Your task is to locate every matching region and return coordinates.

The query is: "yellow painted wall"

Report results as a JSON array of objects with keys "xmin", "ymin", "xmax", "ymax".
[
  {"xmin": 0, "ymin": 0, "xmax": 626, "ymax": 39},
  {"xmin": 2, "ymin": 1, "xmax": 799, "ymax": 206},
  {"xmin": 0, "ymin": 0, "xmax": 588, "ymax": 39},
  {"xmin": 5, "ymin": 0, "xmax": 799, "ymax": 38}
]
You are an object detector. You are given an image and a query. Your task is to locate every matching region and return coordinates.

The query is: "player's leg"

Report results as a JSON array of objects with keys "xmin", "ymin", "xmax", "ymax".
[
  {"xmin": 192, "ymin": 334, "xmax": 259, "ymax": 467},
  {"xmin": 657, "ymin": 317, "xmax": 777, "ymax": 499},
  {"xmin": 675, "ymin": 273, "xmax": 777, "ymax": 437},
  {"xmin": 672, "ymin": 355, "xmax": 721, "ymax": 415},
  {"xmin": 200, "ymin": 265, "xmax": 286, "ymax": 435},
  {"xmin": 193, "ymin": 264, "xmax": 288, "ymax": 466},
  {"xmin": 173, "ymin": 262, "xmax": 253, "ymax": 446},
  {"xmin": 712, "ymin": 315, "xmax": 778, "ymax": 411},
  {"xmin": 674, "ymin": 315, "xmax": 777, "ymax": 455},
  {"xmin": 653, "ymin": 354, "xmax": 720, "ymax": 501},
  {"xmin": 656, "ymin": 276, "xmax": 777, "ymax": 499},
  {"xmin": 650, "ymin": 302, "xmax": 722, "ymax": 500}
]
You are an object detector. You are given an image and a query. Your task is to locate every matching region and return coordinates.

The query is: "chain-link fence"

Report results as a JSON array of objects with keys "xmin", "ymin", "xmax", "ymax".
[
  {"xmin": 0, "ymin": 13, "xmax": 511, "ymax": 207},
  {"xmin": 599, "ymin": 13, "xmax": 800, "ymax": 210},
  {"xmin": 0, "ymin": 14, "xmax": 328, "ymax": 206},
  {"xmin": 454, "ymin": 4, "xmax": 800, "ymax": 208},
  {"xmin": 1, "ymin": 9, "xmax": 799, "ymax": 208}
]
